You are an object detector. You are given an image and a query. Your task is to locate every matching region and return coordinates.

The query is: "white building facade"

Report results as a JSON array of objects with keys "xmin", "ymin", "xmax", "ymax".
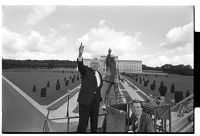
[{"xmin": 83, "ymin": 55, "xmax": 142, "ymax": 73}]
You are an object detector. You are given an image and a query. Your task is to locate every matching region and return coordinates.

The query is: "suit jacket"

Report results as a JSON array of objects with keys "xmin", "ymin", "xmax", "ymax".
[
  {"xmin": 77, "ymin": 58, "xmax": 103, "ymax": 106},
  {"xmin": 105, "ymin": 53, "xmax": 118, "ymax": 83},
  {"xmin": 130, "ymin": 112, "xmax": 154, "ymax": 132}
]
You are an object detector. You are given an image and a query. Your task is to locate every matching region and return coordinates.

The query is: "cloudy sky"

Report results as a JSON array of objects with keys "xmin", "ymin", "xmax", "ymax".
[{"xmin": 2, "ymin": 6, "xmax": 194, "ymax": 67}]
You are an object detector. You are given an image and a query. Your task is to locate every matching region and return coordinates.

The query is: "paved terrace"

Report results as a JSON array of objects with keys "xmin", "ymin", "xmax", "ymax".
[{"xmin": 3, "ymin": 75, "xmax": 188, "ymax": 132}]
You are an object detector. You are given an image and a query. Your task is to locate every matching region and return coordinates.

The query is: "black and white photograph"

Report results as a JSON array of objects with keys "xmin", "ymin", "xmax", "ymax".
[{"xmin": 2, "ymin": 0, "xmax": 198, "ymax": 133}]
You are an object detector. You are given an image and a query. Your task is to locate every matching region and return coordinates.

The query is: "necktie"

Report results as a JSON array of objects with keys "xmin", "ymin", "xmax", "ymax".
[{"xmin": 134, "ymin": 117, "xmax": 139, "ymax": 132}]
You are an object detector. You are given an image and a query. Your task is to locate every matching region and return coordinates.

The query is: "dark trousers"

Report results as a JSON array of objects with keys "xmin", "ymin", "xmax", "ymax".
[
  {"xmin": 77, "ymin": 95, "xmax": 100, "ymax": 132},
  {"xmin": 105, "ymin": 82, "xmax": 119, "ymax": 105}
]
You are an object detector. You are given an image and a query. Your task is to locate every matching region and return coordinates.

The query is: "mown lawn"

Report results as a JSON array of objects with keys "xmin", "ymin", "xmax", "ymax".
[
  {"xmin": 123, "ymin": 73, "xmax": 193, "ymax": 103},
  {"xmin": 2, "ymin": 70, "xmax": 81, "ymax": 105}
]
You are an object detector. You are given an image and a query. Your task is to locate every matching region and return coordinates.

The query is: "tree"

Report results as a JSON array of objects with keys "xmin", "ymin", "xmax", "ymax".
[
  {"xmin": 47, "ymin": 81, "xmax": 50, "ymax": 87},
  {"xmin": 144, "ymin": 80, "xmax": 148, "ymax": 87},
  {"xmin": 150, "ymin": 80, "xmax": 156, "ymax": 90},
  {"xmin": 76, "ymin": 76, "xmax": 79, "ymax": 81},
  {"xmin": 72, "ymin": 77, "xmax": 75, "ymax": 83},
  {"xmin": 136, "ymin": 77, "xmax": 138, "ymax": 82},
  {"xmin": 153, "ymin": 80, "xmax": 156, "ymax": 87},
  {"xmin": 159, "ymin": 81, "xmax": 163, "ymax": 88},
  {"xmin": 170, "ymin": 83, "xmax": 175, "ymax": 94},
  {"xmin": 56, "ymin": 83, "xmax": 60, "ymax": 90},
  {"xmin": 65, "ymin": 80, "xmax": 69, "ymax": 86},
  {"xmin": 186, "ymin": 89, "xmax": 190, "ymax": 98},
  {"xmin": 41, "ymin": 87, "xmax": 47, "ymax": 97},
  {"xmin": 57, "ymin": 79, "xmax": 59, "ymax": 84},
  {"xmin": 159, "ymin": 81, "xmax": 167, "ymax": 97},
  {"xmin": 174, "ymin": 91, "xmax": 184, "ymax": 103},
  {"xmin": 32, "ymin": 85, "xmax": 36, "ymax": 92}
]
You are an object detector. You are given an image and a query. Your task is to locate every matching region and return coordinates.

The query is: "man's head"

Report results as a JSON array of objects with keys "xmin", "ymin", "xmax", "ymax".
[
  {"xmin": 131, "ymin": 101, "xmax": 143, "ymax": 117},
  {"xmin": 90, "ymin": 58, "xmax": 100, "ymax": 71}
]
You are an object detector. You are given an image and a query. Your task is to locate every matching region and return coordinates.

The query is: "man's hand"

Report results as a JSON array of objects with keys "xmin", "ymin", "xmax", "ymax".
[
  {"xmin": 79, "ymin": 43, "xmax": 84, "ymax": 57},
  {"xmin": 108, "ymin": 48, "xmax": 111, "ymax": 54}
]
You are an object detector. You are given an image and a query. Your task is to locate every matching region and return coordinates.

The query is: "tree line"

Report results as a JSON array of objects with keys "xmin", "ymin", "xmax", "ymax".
[
  {"xmin": 142, "ymin": 64, "xmax": 193, "ymax": 76},
  {"xmin": 2, "ymin": 59, "xmax": 193, "ymax": 76},
  {"xmin": 2, "ymin": 59, "xmax": 77, "ymax": 69}
]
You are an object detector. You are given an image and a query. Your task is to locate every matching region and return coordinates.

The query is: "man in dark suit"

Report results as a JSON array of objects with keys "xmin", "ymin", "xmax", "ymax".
[
  {"xmin": 77, "ymin": 43, "xmax": 103, "ymax": 132},
  {"xmin": 129, "ymin": 101, "xmax": 154, "ymax": 133},
  {"xmin": 104, "ymin": 48, "xmax": 121, "ymax": 105}
]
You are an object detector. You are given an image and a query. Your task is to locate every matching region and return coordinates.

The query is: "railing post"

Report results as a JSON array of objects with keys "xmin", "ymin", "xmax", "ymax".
[
  {"xmin": 66, "ymin": 92, "xmax": 70, "ymax": 132},
  {"xmin": 169, "ymin": 105, "xmax": 171, "ymax": 132},
  {"xmin": 43, "ymin": 108, "xmax": 51, "ymax": 132},
  {"xmin": 127, "ymin": 102, "xmax": 130, "ymax": 132}
]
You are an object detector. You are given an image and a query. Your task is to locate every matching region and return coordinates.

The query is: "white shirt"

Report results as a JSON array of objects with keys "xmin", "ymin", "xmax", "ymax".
[
  {"xmin": 78, "ymin": 56, "xmax": 101, "ymax": 87},
  {"xmin": 95, "ymin": 71, "xmax": 101, "ymax": 87}
]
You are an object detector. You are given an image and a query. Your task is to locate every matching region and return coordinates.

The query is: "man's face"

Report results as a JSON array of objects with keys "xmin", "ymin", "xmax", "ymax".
[
  {"xmin": 90, "ymin": 59, "xmax": 100, "ymax": 71},
  {"xmin": 132, "ymin": 103, "xmax": 143, "ymax": 117}
]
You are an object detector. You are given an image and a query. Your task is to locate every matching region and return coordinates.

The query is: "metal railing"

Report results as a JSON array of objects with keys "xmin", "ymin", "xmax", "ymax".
[{"xmin": 42, "ymin": 94, "xmax": 107, "ymax": 132}]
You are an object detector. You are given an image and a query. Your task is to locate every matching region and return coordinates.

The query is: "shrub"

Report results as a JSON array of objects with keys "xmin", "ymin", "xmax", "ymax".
[
  {"xmin": 153, "ymin": 80, "xmax": 156, "ymax": 86},
  {"xmin": 166, "ymin": 75, "xmax": 168, "ymax": 78},
  {"xmin": 72, "ymin": 78, "xmax": 75, "ymax": 83},
  {"xmin": 64, "ymin": 77, "xmax": 66, "ymax": 81},
  {"xmin": 40, "ymin": 87, "xmax": 47, "ymax": 97},
  {"xmin": 65, "ymin": 80, "xmax": 69, "ymax": 86},
  {"xmin": 57, "ymin": 79, "xmax": 59, "ymax": 84},
  {"xmin": 159, "ymin": 81, "xmax": 163, "ymax": 88},
  {"xmin": 62, "ymin": 71, "xmax": 64, "ymax": 73},
  {"xmin": 56, "ymin": 83, "xmax": 60, "ymax": 90},
  {"xmin": 170, "ymin": 83, "xmax": 175, "ymax": 94},
  {"xmin": 144, "ymin": 81, "xmax": 148, "ymax": 87},
  {"xmin": 155, "ymin": 75, "xmax": 157, "ymax": 77},
  {"xmin": 174, "ymin": 91, "xmax": 184, "ymax": 103},
  {"xmin": 150, "ymin": 84, "xmax": 154, "ymax": 90},
  {"xmin": 159, "ymin": 83, "xmax": 167, "ymax": 97},
  {"xmin": 47, "ymin": 81, "xmax": 50, "ymax": 87},
  {"xmin": 150, "ymin": 80, "xmax": 156, "ymax": 90},
  {"xmin": 32, "ymin": 85, "xmax": 36, "ymax": 92},
  {"xmin": 186, "ymin": 89, "xmax": 190, "ymax": 98}
]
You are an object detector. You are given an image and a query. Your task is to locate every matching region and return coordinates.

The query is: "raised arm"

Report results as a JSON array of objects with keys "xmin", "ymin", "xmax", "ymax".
[
  {"xmin": 77, "ymin": 43, "xmax": 86, "ymax": 75},
  {"xmin": 105, "ymin": 48, "xmax": 111, "ymax": 68}
]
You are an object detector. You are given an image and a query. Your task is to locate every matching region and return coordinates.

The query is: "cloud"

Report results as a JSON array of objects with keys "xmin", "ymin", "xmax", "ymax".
[
  {"xmin": 27, "ymin": 6, "xmax": 56, "ymax": 25},
  {"xmin": 141, "ymin": 53, "xmax": 193, "ymax": 68},
  {"xmin": 99, "ymin": 20, "xmax": 106, "ymax": 26},
  {"xmin": 2, "ymin": 27, "xmax": 26, "ymax": 54},
  {"xmin": 2, "ymin": 27, "xmax": 75, "ymax": 60},
  {"xmin": 61, "ymin": 24, "xmax": 74, "ymax": 29},
  {"xmin": 77, "ymin": 20, "xmax": 142, "ymax": 58},
  {"xmin": 160, "ymin": 22, "xmax": 193, "ymax": 48}
]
